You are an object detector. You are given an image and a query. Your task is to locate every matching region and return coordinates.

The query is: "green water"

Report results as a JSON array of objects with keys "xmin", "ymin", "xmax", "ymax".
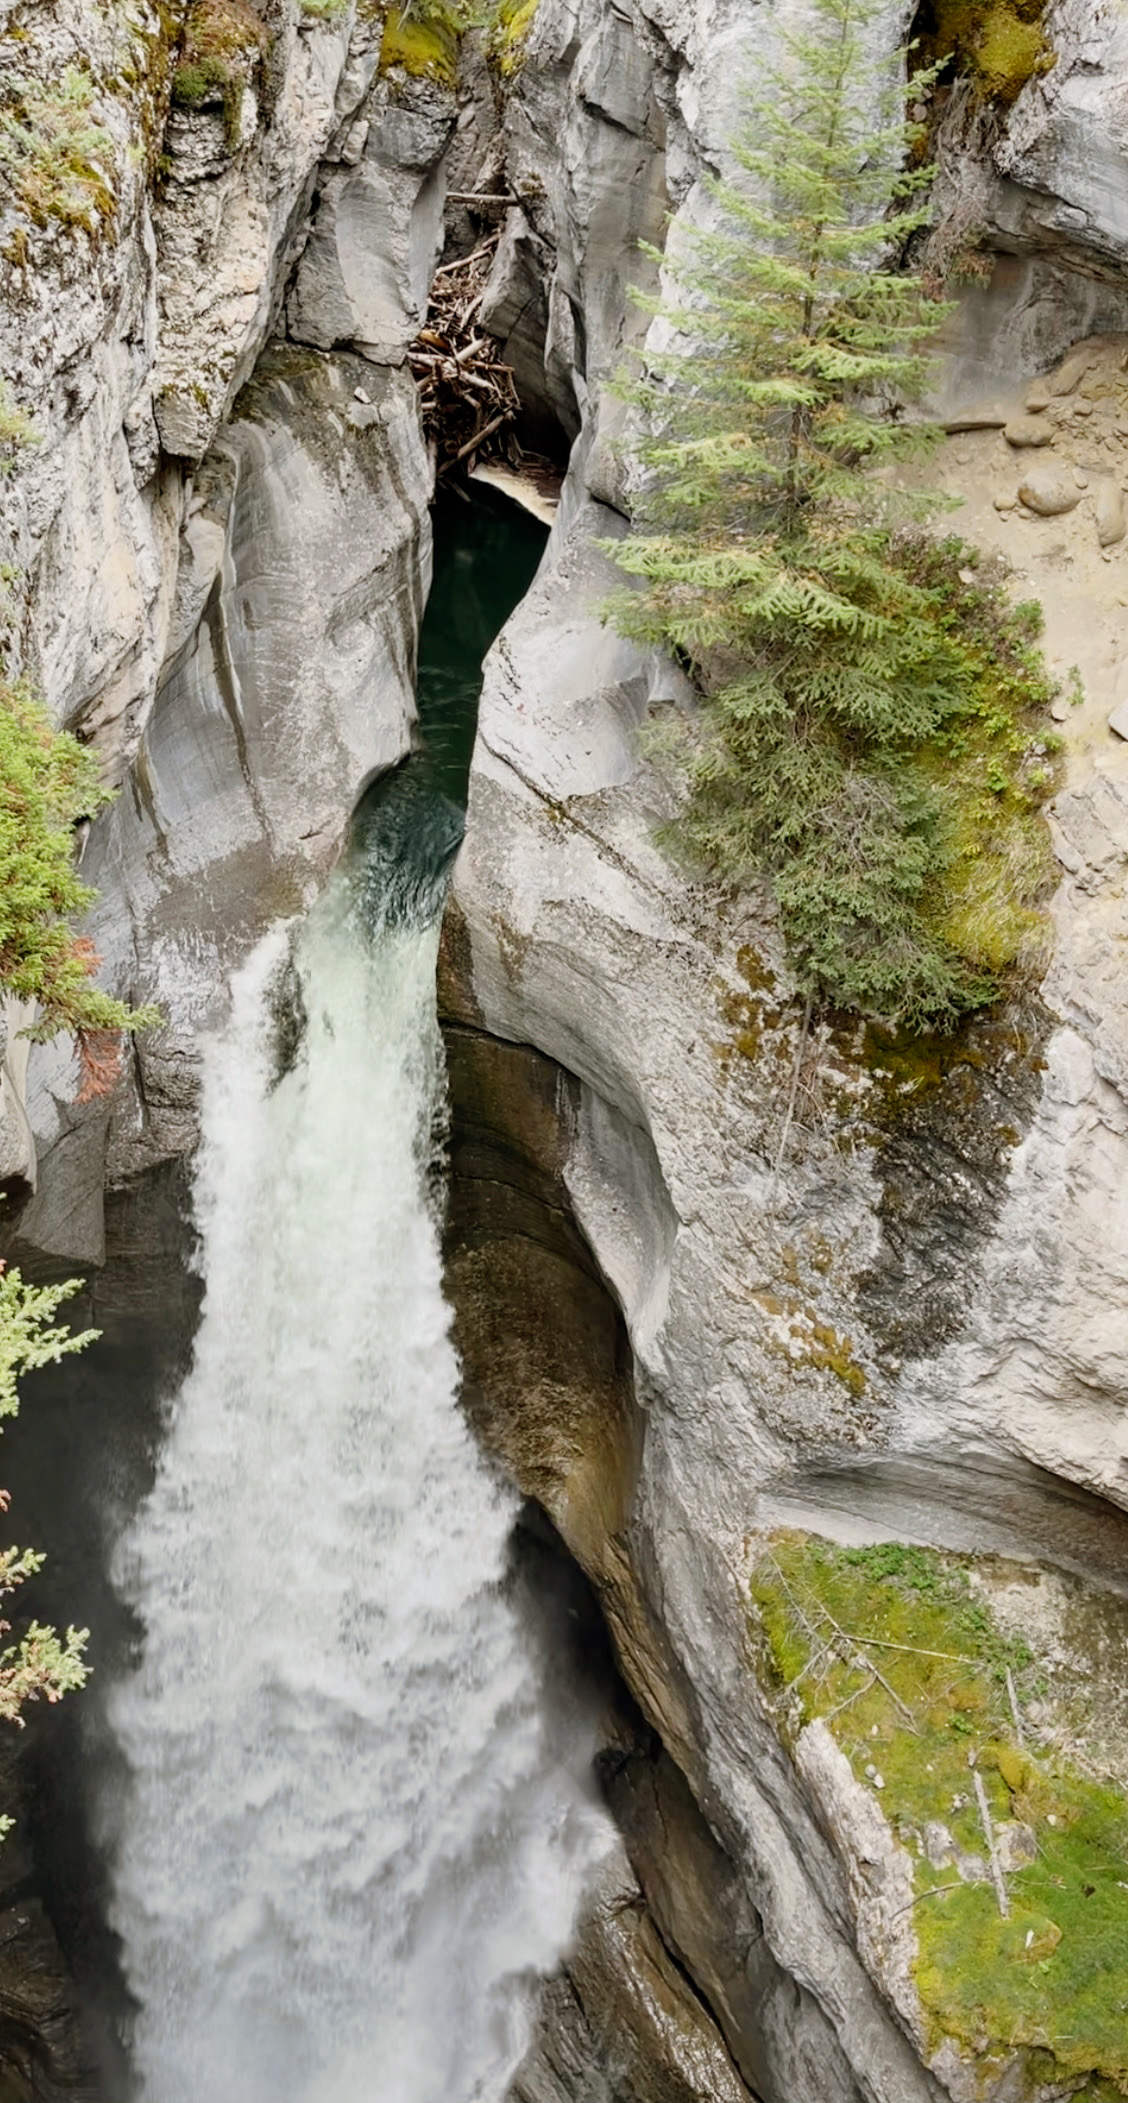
[{"xmin": 416, "ymin": 485, "xmax": 548, "ymax": 806}]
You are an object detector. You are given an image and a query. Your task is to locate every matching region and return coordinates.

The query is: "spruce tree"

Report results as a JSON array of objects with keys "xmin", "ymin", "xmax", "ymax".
[{"xmin": 608, "ymin": 0, "xmax": 1056, "ymax": 1029}]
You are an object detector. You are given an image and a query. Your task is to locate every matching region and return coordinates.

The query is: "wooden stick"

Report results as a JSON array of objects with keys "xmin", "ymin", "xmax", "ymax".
[
  {"xmin": 432, "ymin": 237, "xmax": 498, "ymax": 279},
  {"xmin": 973, "ymin": 1771, "xmax": 1010, "ymax": 1918},
  {"xmin": 891, "ymin": 1881, "xmax": 965, "ymax": 1921},
  {"xmin": 448, "ymin": 410, "xmax": 508, "ymax": 465}
]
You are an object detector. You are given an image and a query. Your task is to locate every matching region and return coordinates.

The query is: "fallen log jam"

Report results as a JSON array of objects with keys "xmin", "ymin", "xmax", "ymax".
[{"xmin": 410, "ymin": 229, "xmax": 521, "ymax": 478}]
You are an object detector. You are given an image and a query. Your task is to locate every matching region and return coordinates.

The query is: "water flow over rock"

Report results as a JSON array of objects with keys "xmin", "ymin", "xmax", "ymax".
[{"xmin": 106, "ymin": 783, "xmax": 611, "ymax": 2103}]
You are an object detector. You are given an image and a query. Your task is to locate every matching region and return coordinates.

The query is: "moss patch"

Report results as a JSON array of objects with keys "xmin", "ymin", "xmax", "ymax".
[
  {"xmin": 379, "ymin": 2, "xmax": 460, "ymax": 84},
  {"xmin": 171, "ymin": 0, "xmax": 268, "ymax": 150},
  {"xmin": 488, "ymin": 0, "xmax": 539, "ymax": 79},
  {"xmin": 749, "ymin": 1534, "xmax": 1128, "ymax": 2095},
  {"xmin": 913, "ymin": 0, "xmax": 1054, "ymax": 106}
]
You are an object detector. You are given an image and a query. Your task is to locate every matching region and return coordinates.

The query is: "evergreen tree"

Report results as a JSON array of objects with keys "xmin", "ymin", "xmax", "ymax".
[
  {"xmin": 608, "ymin": 0, "xmax": 1057, "ymax": 1029},
  {"xmin": 1, "ymin": 678, "xmax": 158, "ymax": 1091}
]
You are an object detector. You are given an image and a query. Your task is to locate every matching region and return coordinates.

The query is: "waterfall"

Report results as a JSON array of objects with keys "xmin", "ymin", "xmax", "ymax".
[{"xmin": 107, "ymin": 779, "xmax": 611, "ymax": 2103}]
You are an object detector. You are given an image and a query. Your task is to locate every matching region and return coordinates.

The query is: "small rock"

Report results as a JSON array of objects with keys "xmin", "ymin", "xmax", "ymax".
[
  {"xmin": 1019, "ymin": 465, "xmax": 1083, "ymax": 515},
  {"xmin": 944, "ymin": 402, "xmax": 1011, "ymax": 433},
  {"xmin": 873, "ymin": 1773, "xmax": 885, "ymax": 1791},
  {"xmin": 1024, "ymin": 380, "xmax": 1051, "ymax": 412},
  {"xmin": 1096, "ymin": 479, "xmax": 1127, "ymax": 546},
  {"xmin": 955, "ymin": 1851, "xmax": 990, "ymax": 1884},
  {"xmin": 958, "ymin": 567, "xmax": 976, "ymax": 583},
  {"xmin": 923, "ymin": 1820, "xmax": 955, "ymax": 1869},
  {"xmin": 993, "ymin": 490, "xmax": 1017, "ymax": 512},
  {"xmin": 1109, "ymin": 698, "xmax": 1128, "ymax": 740},
  {"xmin": 1073, "ymin": 467, "xmax": 1090, "ymax": 488},
  {"xmin": 954, "ymin": 444, "xmax": 972, "ymax": 465},
  {"xmin": 996, "ymin": 1821, "xmax": 1038, "ymax": 1872},
  {"xmin": 1004, "ymin": 416, "xmax": 1054, "ymax": 449},
  {"xmin": 1074, "ymin": 400, "xmax": 1095, "ymax": 417},
  {"xmin": 1051, "ymin": 695, "xmax": 1070, "ymax": 722},
  {"xmin": 354, "ymin": 387, "xmax": 370, "ymax": 404}
]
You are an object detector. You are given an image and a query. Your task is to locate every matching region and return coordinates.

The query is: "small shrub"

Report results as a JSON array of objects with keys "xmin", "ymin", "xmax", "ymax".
[
  {"xmin": 0, "ymin": 66, "xmax": 117, "ymax": 233},
  {"xmin": 170, "ymin": 0, "xmax": 269, "ymax": 151},
  {"xmin": 0, "ymin": 383, "xmax": 38, "ymax": 477},
  {"xmin": 0, "ymin": 678, "xmax": 159, "ymax": 1051}
]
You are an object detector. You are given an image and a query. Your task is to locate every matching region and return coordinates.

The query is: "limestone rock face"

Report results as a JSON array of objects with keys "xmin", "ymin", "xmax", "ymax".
[
  {"xmin": 0, "ymin": 1, "xmax": 386, "ymax": 779},
  {"xmin": 149, "ymin": 6, "xmax": 366, "ymax": 463},
  {"xmin": 444, "ymin": 12, "xmax": 1128, "ymax": 2079},
  {"xmin": 12, "ymin": 346, "xmax": 429, "ymax": 1262},
  {"xmin": 287, "ymin": 74, "xmax": 456, "ymax": 358},
  {"xmin": 0, "ymin": 6, "xmax": 444, "ymax": 1255}
]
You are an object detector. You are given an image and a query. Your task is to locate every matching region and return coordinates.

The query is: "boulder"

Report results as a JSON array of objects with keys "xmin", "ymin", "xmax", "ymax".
[
  {"xmin": 1018, "ymin": 464, "xmax": 1083, "ymax": 513},
  {"xmin": 943, "ymin": 403, "xmax": 1012, "ymax": 432},
  {"xmin": 1003, "ymin": 415, "xmax": 1054, "ymax": 447},
  {"xmin": 1096, "ymin": 479, "xmax": 1127, "ymax": 545}
]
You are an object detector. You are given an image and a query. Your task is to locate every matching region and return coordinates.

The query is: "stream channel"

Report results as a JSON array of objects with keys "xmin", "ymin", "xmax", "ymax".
[{"xmin": 5, "ymin": 488, "xmax": 614, "ymax": 2101}]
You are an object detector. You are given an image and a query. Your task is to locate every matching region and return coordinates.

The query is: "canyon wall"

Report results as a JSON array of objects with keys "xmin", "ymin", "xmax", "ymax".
[
  {"xmin": 6, "ymin": 0, "xmax": 1128, "ymax": 2098},
  {"xmin": 442, "ymin": 1, "xmax": 1128, "ymax": 2097}
]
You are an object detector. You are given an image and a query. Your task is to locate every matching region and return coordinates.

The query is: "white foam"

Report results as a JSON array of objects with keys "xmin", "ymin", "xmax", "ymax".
[{"xmin": 108, "ymin": 870, "xmax": 611, "ymax": 2103}]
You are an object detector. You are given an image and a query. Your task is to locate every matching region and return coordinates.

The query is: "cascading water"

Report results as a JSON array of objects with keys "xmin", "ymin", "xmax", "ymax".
[{"xmin": 107, "ymin": 504, "xmax": 611, "ymax": 2102}]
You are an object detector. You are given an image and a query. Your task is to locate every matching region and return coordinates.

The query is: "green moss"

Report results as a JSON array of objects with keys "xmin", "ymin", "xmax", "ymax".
[
  {"xmin": 915, "ymin": 0, "xmax": 1055, "ymax": 106},
  {"xmin": 379, "ymin": 2, "xmax": 460, "ymax": 83},
  {"xmin": 301, "ymin": 0, "xmax": 350, "ymax": 16},
  {"xmin": 793, "ymin": 1317, "xmax": 867, "ymax": 1395},
  {"xmin": 488, "ymin": 0, "xmax": 539, "ymax": 78},
  {"xmin": 749, "ymin": 1533, "xmax": 1128, "ymax": 2094},
  {"xmin": 0, "ymin": 380, "xmax": 38, "ymax": 474},
  {"xmin": 170, "ymin": 0, "xmax": 268, "ymax": 150}
]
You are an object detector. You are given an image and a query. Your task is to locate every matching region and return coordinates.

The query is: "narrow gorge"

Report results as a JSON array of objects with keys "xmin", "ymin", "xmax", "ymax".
[{"xmin": 5, "ymin": 0, "xmax": 1128, "ymax": 2100}]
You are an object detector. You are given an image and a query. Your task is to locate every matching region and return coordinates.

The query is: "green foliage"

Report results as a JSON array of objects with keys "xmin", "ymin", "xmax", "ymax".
[
  {"xmin": 915, "ymin": 0, "xmax": 1054, "ymax": 106},
  {"xmin": 0, "ymin": 1266, "xmax": 93, "ymax": 1771},
  {"xmin": 750, "ymin": 1533, "xmax": 1128, "ymax": 2093},
  {"xmin": 301, "ymin": 0, "xmax": 350, "ymax": 17},
  {"xmin": 378, "ymin": 0, "xmax": 462, "ymax": 83},
  {"xmin": 0, "ymin": 382, "xmax": 38, "ymax": 479},
  {"xmin": 606, "ymin": 0, "xmax": 1058, "ymax": 1031},
  {"xmin": 171, "ymin": 0, "xmax": 269, "ymax": 149},
  {"xmin": 0, "ymin": 678, "xmax": 159, "ymax": 1050},
  {"xmin": 0, "ymin": 1270, "xmax": 97, "ymax": 1421},
  {"xmin": 0, "ymin": 65, "xmax": 117, "ymax": 233},
  {"xmin": 487, "ymin": 0, "xmax": 538, "ymax": 77}
]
